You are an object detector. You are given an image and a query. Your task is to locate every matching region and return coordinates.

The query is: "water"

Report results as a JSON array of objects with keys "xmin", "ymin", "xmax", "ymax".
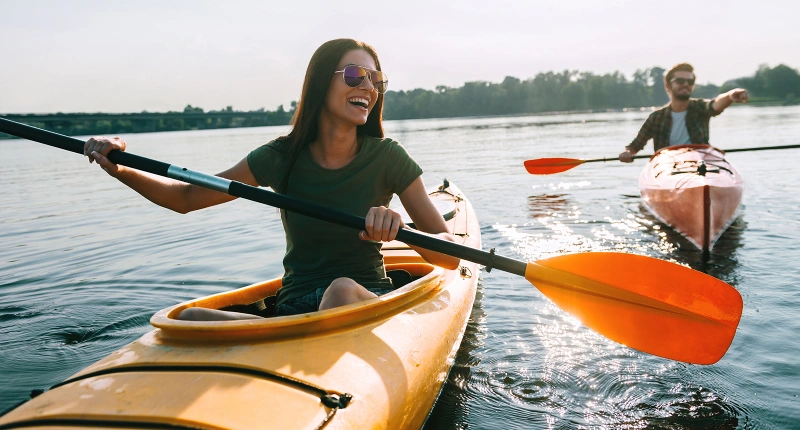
[{"xmin": 2, "ymin": 106, "xmax": 799, "ymax": 428}]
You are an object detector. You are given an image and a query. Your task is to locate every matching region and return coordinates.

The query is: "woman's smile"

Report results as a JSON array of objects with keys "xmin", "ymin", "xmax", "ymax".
[{"xmin": 348, "ymin": 96, "xmax": 370, "ymax": 110}]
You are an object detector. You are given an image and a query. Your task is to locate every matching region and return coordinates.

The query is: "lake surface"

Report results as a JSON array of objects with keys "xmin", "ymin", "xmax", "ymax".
[{"xmin": 2, "ymin": 106, "xmax": 799, "ymax": 429}]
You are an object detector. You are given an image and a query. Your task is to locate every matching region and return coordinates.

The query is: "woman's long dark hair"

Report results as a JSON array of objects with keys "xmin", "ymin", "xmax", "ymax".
[{"xmin": 276, "ymin": 39, "xmax": 385, "ymax": 194}]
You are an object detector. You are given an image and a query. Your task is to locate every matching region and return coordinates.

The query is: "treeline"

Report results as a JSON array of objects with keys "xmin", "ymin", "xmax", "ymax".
[
  {"xmin": 725, "ymin": 64, "xmax": 800, "ymax": 103},
  {"xmin": 0, "ymin": 104, "xmax": 295, "ymax": 139},
  {"xmin": 382, "ymin": 63, "xmax": 800, "ymax": 120},
  {"xmin": 2, "ymin": 64, "xmax": 797, "ymax": 139}
]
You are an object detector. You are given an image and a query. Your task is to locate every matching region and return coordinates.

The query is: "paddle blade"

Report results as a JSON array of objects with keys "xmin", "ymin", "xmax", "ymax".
[
  {"xmin": 525, "ymin": 252, "xmax": 742, "ymax": 364},
  {"xmin": 524, "ymin": 158, "xmax": 585, "ymax": 174}
]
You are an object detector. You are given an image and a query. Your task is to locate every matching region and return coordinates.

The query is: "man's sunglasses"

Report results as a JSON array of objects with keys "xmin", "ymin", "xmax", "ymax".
[
  {"xmin": 334, "ymin": 65, "xmax": 389, "ymax": 94},
  {"xmin": 670, "ymin": 77, "xmax": 696, "ymax": 86}
]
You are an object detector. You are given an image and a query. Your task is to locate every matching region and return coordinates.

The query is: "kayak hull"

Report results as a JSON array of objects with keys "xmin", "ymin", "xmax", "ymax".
[
  {"xmin": 0, "ymin": 182, "xmax": 481, "ymax": 430},
  {"xmin": 639, "ymin": 144, "xmax": 744, "ymax": 251}
]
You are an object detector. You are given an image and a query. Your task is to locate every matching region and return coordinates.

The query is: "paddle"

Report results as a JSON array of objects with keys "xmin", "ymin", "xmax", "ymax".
[
  {"xmin": 524, "ymin": 143, "xmax": 800, "ymax": 175},
  {"xmin": 0, "ymin": 118, "xmax": 742, "ymax": 365}
]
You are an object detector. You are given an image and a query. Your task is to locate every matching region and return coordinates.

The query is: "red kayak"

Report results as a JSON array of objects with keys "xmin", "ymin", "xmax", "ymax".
[{"xmin": 638, "ymin": 144, "xmax": 744, "ymax": 251}]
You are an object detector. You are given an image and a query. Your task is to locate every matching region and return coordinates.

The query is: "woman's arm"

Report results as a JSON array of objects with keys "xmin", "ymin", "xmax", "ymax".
[
  {"xmin": 85, "ymin": 136, "xmax": 259, "ymax": 214},
  {"xmin": 396, "ymin": 177, "xmax": 461, "ymax": 270}
]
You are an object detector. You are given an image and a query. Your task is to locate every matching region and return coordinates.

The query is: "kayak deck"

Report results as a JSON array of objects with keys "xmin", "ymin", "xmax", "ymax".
[
  {"xmin": 638, "ymin": 144, "xmax": 744, "ymax": 251},
  {"xmin": 0, "ymin": 182, "xmax": 481, "ymax": 430}
]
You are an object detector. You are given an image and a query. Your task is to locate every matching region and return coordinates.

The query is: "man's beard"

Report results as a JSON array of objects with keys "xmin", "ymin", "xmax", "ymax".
[{"xmin": 674, "ymin": 93, "xmax": 691, "ymax": 101}]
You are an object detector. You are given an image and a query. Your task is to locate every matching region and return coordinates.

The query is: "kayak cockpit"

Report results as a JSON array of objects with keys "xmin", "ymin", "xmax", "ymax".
[
  {"xmin": 150, "ymin": 262, "xmax": 442, "ymax": 341},
  {"xmin": 150, "ymin": 180, "xmax": 466, "ymax": 342}
]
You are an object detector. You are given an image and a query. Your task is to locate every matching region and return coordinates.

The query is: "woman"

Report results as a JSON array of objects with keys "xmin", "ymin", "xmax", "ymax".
[{"xmin": 83, "ymin": 39, "xmax": 459, "ymax": 319}]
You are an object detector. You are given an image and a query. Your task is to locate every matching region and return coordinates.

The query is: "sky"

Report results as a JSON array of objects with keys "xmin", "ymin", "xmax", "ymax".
[{"xmin": 1, "ymin": 0, "xmax": 798, "ymax": 114}]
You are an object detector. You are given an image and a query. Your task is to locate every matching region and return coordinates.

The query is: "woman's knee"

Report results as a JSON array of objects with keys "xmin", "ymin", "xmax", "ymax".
[
  {"xmin": 320, "ymin": 278, "xmax": 375, "ymax": 308},
  {"xmin": 327, "ymin": 277, "xmax": 361, "ymax": 294}
]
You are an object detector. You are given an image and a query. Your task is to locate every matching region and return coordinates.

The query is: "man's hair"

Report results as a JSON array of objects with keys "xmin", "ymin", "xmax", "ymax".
[{"xmin": 665, "ymin": 63, "xmax": 695, "ymax": 85}]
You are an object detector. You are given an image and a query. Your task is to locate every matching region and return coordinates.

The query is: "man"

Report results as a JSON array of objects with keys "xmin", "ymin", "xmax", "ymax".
[{"xmin": 619, "ymin": 63, "xmax": 749, "ymax": 162}]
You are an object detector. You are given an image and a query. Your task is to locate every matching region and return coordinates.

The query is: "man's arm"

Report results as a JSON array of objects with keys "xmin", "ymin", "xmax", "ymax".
[
  {"xmin": 619, "ymin": 114, "xmax": 655, "ymax": 162},
  {"xmin": 711, "ymin": 88, "xmax": 749, "ymax": 114}
]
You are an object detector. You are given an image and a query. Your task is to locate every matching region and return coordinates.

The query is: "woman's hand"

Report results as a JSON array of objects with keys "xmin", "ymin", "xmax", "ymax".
[
  {"xmin": 84, "ymin": 136, "xmax": 127, "ymax": 176},
  {"xmin": 361, "ymin": 206, "xmax": 405, "ymax": 242}
]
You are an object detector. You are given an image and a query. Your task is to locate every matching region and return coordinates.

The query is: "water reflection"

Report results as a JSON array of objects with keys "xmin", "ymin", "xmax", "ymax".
[
  {"xmin": 508, "ymin": 184, "xmax": 675, "ymax": 260},
  {"xmin": 423, "ymin": 280, "xmax": 488, "ymax": 429},
  {"xmin": 635, "ymin": 203, "xmax": 745, "ymax": 282},
  {"xmin": 527, "ymin": 194, "xmax": 571, "ymax": 219},
  {"xmin": 688, "ymin": 217, "xmax": 746, "ymax": 288}
]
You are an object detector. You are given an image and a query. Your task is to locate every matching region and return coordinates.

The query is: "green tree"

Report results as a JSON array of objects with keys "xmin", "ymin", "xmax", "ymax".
[
  {"xmin": 762, "ymin": 64, "xmax": 800, "ymax": 99},
  {"xmin": 649, "ymin": 67, "xmax": 668, "ymax": 105},
  {"xmin": 183, "ymin": 105, "xmax": 204, "ymax": 113}
]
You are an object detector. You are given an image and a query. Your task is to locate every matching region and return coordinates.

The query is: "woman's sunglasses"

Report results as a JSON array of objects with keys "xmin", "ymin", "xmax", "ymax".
[
  {"xmin": 670, "ymin": 77, "xmax": 695, "ymax": 86},
  {"xmin": 334, "ymin": 65, "xmax": 389, "ymax": 94}
]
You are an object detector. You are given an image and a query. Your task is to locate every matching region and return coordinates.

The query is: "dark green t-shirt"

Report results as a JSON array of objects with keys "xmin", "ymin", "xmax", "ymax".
[{"xmin": 246, "ymin": 136, "xmax": 423, "ymax": 306}]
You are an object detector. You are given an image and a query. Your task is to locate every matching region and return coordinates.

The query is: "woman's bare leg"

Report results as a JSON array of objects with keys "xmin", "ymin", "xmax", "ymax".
[
  {"xmin": 177, "ymin": 307, "xmax": 263, "ymax": 321},
  {"xmin": 319, "ymin": 277, "xmax": 377, "ymax": 310}
]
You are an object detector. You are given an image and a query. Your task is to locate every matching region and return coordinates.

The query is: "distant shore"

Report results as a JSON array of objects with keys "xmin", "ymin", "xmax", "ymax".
[
  {"xmin": 0, "ymin": 109, "xmax": 292, "ymax": 140},
  {"xmin": 3, "ymin": 100, "xmax": 796, "ymax": 141},
  {"xmin": 5, "ymin": 62, "xmax": 799, "ymax": 139},
  {"xmin": 5, "ymin": 61, "xmax": 799, "ymax": 140}
]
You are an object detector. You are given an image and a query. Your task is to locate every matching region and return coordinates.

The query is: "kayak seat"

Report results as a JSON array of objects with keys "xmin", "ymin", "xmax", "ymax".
[
  {"xmin": 387, "ymin": 269, "xmax": 414, "ymax": 289},
  {"xmin": 218, "ymin": 270, "xmax": 416, "ymax": 318}
]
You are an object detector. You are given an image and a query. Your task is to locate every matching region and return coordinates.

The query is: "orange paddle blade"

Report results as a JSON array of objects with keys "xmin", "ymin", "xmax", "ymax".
[
  {"xmin": 525, "ymin": 252, "xmax": 742, "ymax": 364},
  {"xmin": 523, "ymin": 158, "xmax": 585, "ymax": 174}
]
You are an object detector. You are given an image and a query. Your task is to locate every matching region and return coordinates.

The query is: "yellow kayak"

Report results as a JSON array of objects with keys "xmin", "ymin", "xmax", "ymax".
[{"xmin": 0, "ymin": 181, "xmax": 481, "ymax": 430}]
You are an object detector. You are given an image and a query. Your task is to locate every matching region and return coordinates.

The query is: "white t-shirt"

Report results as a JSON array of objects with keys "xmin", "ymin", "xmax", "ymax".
[{"xmin": 670, "ymin": 110, "xmax": 691, "ymax": 145}]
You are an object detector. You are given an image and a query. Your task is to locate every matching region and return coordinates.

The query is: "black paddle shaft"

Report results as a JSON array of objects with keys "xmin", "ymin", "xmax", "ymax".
[
  {"xmin": 587, "ymin": 143, "xmax": 800, "ymax": 163},
  {"xmin": 0, "ymin": 117, "xmax": 528, "ymax": 276},
  {"xmin": 723, "ymin": 144, "xmax": 800, "ymax": 153},
  {"xmin": 583, "ymin": 154, "xmax": 652, "ymax": 163}
]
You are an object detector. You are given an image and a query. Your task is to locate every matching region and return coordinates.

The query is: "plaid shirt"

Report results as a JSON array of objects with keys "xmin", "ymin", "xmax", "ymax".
[{"xmin": 626, "ymin": 98, "xmax": 722, "ymax": 152}]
